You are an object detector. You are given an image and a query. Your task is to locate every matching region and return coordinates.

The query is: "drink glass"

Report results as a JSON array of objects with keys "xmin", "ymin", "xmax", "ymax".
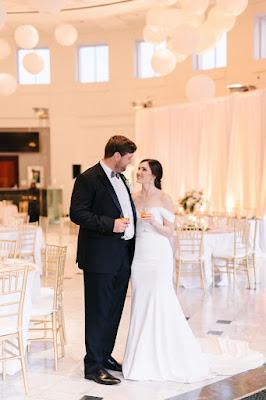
[
  {"xmin": 140, "ymin": 208, "xmax": 149, "ymax": 232},
  {"xmin": 120, "ymin": 212, "xmax": 130, "ymax": 239}
]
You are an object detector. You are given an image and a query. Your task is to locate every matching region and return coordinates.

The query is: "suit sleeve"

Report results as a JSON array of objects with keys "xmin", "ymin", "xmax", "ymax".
[{"xmin": 70, "ymin": 174, "xmax": 115, "ymax": 234}]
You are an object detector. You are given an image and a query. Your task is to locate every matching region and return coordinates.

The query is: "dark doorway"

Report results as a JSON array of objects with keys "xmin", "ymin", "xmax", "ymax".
[{"xmin": 0, "ymin": 156, "xmax": 19, "ymax": 188}]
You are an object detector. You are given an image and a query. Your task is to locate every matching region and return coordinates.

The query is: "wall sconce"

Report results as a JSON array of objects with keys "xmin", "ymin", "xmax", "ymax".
[
  {"xmin": 32, "ymin": 107, "xmax": 49, "ymax": 119},
  {"xmin": 131, "ymin": 100, "xmax": 153, "ymax": 110},
  {"xmin": 226, "ymin": 84, "xmax": 256, "ymax": 93}
]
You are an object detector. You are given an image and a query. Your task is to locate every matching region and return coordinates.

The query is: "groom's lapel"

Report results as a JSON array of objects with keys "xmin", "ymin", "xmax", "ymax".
[{"xmin": 96, "ymin": 163, "xmax": 122, "ymax": 214}]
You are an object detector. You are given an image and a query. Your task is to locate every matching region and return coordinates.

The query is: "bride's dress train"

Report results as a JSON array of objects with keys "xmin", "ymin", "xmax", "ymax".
[{"xmin": 122, "ymin": 207, "xmax": 264, "ymax": 383}]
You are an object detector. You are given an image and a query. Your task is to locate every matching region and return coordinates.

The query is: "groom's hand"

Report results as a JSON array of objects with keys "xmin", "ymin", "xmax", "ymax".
[{"xmin": 113, "ymin": 218, "xmax": 129, "ymax": 233}]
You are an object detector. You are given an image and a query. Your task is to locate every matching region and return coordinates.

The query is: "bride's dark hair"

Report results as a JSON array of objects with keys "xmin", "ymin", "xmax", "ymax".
[{"xmin": 141, "ymin": 159, "xmax": 163, "ymax": 190}]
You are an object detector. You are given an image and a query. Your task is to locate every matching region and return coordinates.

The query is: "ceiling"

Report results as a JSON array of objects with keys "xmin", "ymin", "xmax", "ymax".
[{"xmin": 1, "ymin": 0, "xmax": 158, "ymax": 35}]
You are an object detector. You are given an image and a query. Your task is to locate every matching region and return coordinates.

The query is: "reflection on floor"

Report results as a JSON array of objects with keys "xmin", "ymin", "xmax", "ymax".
[{"xmin": 1, "ymin": 224, "xmax": 266, "ymax": 400}]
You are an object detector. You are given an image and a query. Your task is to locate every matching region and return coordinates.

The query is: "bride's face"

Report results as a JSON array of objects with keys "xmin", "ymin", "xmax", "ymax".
[{"xmin": 136, "ymin": 162, "xmax": 155, "ymax": 184}]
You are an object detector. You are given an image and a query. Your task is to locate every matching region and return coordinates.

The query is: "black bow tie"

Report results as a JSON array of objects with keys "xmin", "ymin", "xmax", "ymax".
[{"xmin": 111, "ymin": 171, "xmax": 120, "ymax": 179}]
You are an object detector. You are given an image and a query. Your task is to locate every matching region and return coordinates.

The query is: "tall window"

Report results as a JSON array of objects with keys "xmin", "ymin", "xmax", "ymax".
[
  {"xmin": 135, "ymin": 39, "xmax": 166, "ymax": 79},
  {"xmin": 193, "ymin": 32, "xmax": 227, "ymax": 71},
  {"xmin": 254, "ymin": 14, "xmax": 266, "ymax": 59},
  {"xmin": 77, "ymin": 44, "xmax": 109, "ymax": 83},
  {"xmin": 17, "ymin": 48, "xmax": 50, "ymax": 85}
]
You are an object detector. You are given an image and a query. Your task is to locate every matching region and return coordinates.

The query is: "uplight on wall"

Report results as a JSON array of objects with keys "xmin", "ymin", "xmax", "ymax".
[
  {"xmin": 32, "ymin": 107, "xmax": 49, "ymax": 119},
  {"xmin": 131, "ymin": 100, "xmax": 153, "ymax": 110},
  {"xmin": 226, "ymin": 84, "xmax": 256, "ymax": 93}
]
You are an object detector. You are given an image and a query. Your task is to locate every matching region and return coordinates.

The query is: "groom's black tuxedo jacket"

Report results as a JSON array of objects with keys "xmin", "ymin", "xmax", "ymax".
[{"xmin": 70, "ymin": 162, "xmax": 136, "ymax": 273}]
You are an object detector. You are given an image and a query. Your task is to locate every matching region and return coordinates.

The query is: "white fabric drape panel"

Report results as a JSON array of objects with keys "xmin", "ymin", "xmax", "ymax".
[{"xmin": 135, "ymin": 89, "xmax": 266, "ymax": 216}]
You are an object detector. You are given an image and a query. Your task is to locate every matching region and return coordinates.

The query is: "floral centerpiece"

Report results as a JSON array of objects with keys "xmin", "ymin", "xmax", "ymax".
[{"xmin": 179, "ymin": 190, "xmax": 204, "ymax": 213}]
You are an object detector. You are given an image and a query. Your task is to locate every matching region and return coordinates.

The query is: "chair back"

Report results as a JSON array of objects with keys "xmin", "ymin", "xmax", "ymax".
[
  {"xmin": 232, "ymin": 219, "xmax": 250, "ymax": 256},
  {"xmin": 19, "ymin": 201, "xmax": 29, "ymax": 214},
  {"xmin": 0, "ymin": 265, "xmax": 29, "ymax": 331},
  {"xmin": 252, "ymin": 219, "xmax": 258, "ymax": 253},
  {"xmin": 53, "ymin": 252, "xmax": 67, "ymax": 312},
  {"xmin": 44, "ymin": 244, "xmax": 67, "ymax": 287},
  {"xmin": 0, "ymin": 240, "xmax": 17, "ymax": 258},
  {"xmin": 39, "ymin": 216, "xmax": 49, "ymax": 242},
  {"xmin": 18, "ymin": 223, "xmax": 37, "ymax": 257},
  {"xmin": 176, "ymin": 227, "xmax": 204, "ymax": 259}
]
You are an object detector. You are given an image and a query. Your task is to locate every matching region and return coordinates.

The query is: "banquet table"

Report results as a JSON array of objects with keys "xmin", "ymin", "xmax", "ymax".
[
  {"xmin": 0, "ymin": 204, "xmax": 18, "ymax": 225},
  {"xmin": 0, "ymin": 259, "xmax": 39, "ymax": 375},
  {"xmin": 0, "ymin": 226, "xmax": 45, "ymax": 274},
  {"xmin": 249, "ymin": 219, "xmax": 266, "ymax": 257}
]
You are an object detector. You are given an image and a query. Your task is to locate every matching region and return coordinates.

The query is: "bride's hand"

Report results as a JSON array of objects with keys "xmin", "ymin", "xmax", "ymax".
[{"xmin": 143, "ymin": 212, "xmax": 155, "ymax": 224}]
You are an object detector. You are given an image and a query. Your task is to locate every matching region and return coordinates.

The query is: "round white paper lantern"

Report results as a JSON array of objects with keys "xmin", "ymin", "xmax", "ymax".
[
  {"xmin": 0, "ymin": 73, "xmax": 17, "ymax": 96},
  {"xmin": 23, "ymin": 52, "xmax": 44, "ymax": 74},
  {"xmin": 0, "ymin": 39, "xmax": 11, "ymax": 59},
  {"xmin": 180, "ymin": 0, "xmax": 209, "ymax": 16},
  {"xmin": 170, "ymin": 25, "xmax": 200, "ymax": 55},
  {"xmin": 0, "ymin": 1, "xmax": 6, "ymax": 30},
  {"xmin": 186, "ymin": 75, "xmax": 216, "ymax": 102},
  {"xmin": 216, "ymin": 0, "xmax": 248, "ymax": 17},
  {"xmin": 207, "ymin": 7, "xmax": 236, "ymax": 32},
  {"xmin": 167, "ymin": 40, "xmax": 188, "ymax": 63},
  {"xmin": 155, "ymin": 0, "xmax": 177, "ymax": 6},
  {"xmin": 196, "ymin": 24, "xmax": 217, "ymax": 54},
  {"xmin": 28, "ymin": 0, "xmax": 67, "ymax": 13},
  {"xmin": 14, "ymin": 25, "xmax": 39, "ymax": 49},
  {"xmin": 143, "ymin": 25, "xmax": 166, "ymax": 45},
  {"xmin": 151, "ymin": 48, "xmax": 176, "ymax": 75},
  {"xmin": 162, "ymin": 9, "xmax": 189, "ymax": 35},
  {"xmin": 54, "ymin": 24, "xmax": 78, "ymax": 46},
  {"xmin": 146, "ymin": 7, "xmax": 165, "ymax": 29}
]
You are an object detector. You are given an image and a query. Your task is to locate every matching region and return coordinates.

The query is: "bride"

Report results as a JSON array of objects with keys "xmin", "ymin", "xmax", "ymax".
[{"xmin": 122, "ymin": 159, "xmax": 264, "ymax": 383}]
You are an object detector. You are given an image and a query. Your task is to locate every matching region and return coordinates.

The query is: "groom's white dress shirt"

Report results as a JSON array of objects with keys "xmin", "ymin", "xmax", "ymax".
[{"xmin": 100, "ymin": 160, "xmax": 134, "ymax": 240}]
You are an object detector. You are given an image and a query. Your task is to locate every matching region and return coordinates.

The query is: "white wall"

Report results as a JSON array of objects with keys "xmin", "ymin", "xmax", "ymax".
[{"xmin": 0, "ymin": 1, "xmax": 266, "ymax": 213}]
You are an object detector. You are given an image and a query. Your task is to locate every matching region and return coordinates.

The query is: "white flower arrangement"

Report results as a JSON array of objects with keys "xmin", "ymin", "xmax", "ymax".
[{"xmin": 179, "ymin": 189, "xmax": 204, "ymax": 213}]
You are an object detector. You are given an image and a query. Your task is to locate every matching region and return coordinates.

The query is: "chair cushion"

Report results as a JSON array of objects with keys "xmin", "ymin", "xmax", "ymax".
[
  {"xmin": 176, "ymin": 253, "xmax": 204, "ymax": 262},
  {"xmin": 0, "ymin": 318, "xmax": 19, "ymax": 336},
  {"xmin": 213, "ymin": 251, "xmax": 247, "ymax": 259},
  {"xmin": 40, "ymin": 287, "xmax": 54, "ymax": 299},
  {"xmin": 31, "ymin": 297, "xmax": 55, "ymax": 316}
]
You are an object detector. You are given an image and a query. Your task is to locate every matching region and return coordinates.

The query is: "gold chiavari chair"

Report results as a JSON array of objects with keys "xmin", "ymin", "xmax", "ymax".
[
  {"xmin": 0, "ymin": 265, "xmax": 29, "ymax": 394},
  {"xmin": 176, "ymin": 227, "xmax": 205, "ymax": 294},
  {"xmin": 212, "ymin": 219, "xmax": 250, "ymax": 291},
  {"xmin": 0, "ymin": 240, "xmax": 17, "ymax": 258},
  {"xmin": 18, "ymin": 223, "xmax": 38, "ymax": 263},
  {"xmin": 28, "ymin": 250, "xmax": 67, "ymax": 371},
  {"xmin": 247, "ymin": 218, "xmax": 258, "ymax": 285}
]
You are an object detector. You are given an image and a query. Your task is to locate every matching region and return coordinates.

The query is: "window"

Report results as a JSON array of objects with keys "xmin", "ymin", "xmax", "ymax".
[
  {"xmin": 193, "ymin": 32, "xmax": 227, "ymax": 71},
  {"xmin": 254, "ymin": 14, "xmax": 266, "ymax": 59},
  {"xmin": 135, "ymin": 39, "xmax": 166, "ymax": 79},
  {"xmin": 77, "ymin": 44, "xmax": 109, "ymax": 83},
  {"xmin": 17, "ymin": 48, "xmax": 50, "ymax": 85}
]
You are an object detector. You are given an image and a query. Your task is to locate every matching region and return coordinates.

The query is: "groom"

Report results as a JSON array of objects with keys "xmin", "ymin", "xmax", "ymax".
[{"xmin": 70, "ymin": 135, "xmax": 137, "ymax": 385}]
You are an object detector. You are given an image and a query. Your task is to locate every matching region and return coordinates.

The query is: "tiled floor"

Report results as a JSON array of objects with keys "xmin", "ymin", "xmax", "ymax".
[{"xmin": 1, "ymin": 224, "xmax": 266, "ymax": 400}]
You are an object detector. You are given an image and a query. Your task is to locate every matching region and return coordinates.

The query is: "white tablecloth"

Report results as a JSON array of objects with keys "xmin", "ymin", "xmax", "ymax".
[
  {"xmin": 0, "ymin": 260, "xmax": 39, "ymax": 375},
  {"xmin": 0, "ymin": 204, "xmax": 18, "ymax": 225},
  {"xmin": 0, "ymin": 226, "xmax": 45, "ymax": 274}
]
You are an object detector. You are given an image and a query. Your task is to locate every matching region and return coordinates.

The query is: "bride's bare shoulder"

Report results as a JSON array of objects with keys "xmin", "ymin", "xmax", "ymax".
[{"xmin": 160, "ymin": 191, "xmax": 174, "ymax": 213}]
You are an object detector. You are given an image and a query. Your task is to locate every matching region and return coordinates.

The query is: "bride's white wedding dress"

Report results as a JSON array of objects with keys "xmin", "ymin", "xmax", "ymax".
[{"xmin": 122, "ymin": 207, "xmax": 264, "ymax": 383}]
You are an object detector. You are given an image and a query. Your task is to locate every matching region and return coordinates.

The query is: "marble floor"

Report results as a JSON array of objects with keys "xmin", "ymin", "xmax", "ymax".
[{"xmin": 1, "ymin": 224, "xmax": 266, "ymax": 400}]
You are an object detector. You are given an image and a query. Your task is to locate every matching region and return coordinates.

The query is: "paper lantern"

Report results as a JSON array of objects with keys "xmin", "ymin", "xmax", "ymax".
[
  {"xmin": 155, "ymin": 0, "xmax": 177, "ymax": 5},
  {"xmin": 207, "ymin": 7, "xmax": 236, "ymax": 32},
  {"xmin": 143, "ymin": 25, "xmax": 166, "ymax": 45},
  {"xmin": 196, "ymin": 24, "xmax": 217, "ymax": 54},
  {"xmin": 170, "ymin": 25, "xmax": 200, "ymax": 55},
  {"xmin": 162, "ymin": 9, "xmax": 189, "ymax": 35},
  {"xmin": 167, "ymin": 41, "xmax": 188, "ymax": 63},
  {"xmin": 0, "ymin": 1, "xmax": 6, "ymax": 30},
  {"xmin": 186, "ymin": 75, "xmax": 216, "ymax": 102},
  {"xmin": 216, "ymin": 0, "xmax": 248, "ymax": 17},
  {"xmin": 180, "ymin": 0, "xmax": 209, "ymax": 16},
  {"xmin": 0, "ymin": 39, "xmax": 11, "ymax": 59},
  {"xmin": 151, "ymin": 48, "xmax": 176, "ymax": 75},
  {"xmin": 28, "ymin": 0, "xmax": 67, "ymax": 13},
  {"xmin": 23, "ymin": 52, "xmax": 44, "ymax": 74},
  {"xmin": 146, "ymin": 7, "xmax": 165, "ymax": 29},
  {"xmin": 54, "ymin": 24, "xmax": 78, "ymax": 46},
  {"xmin": 14, "ymin": 25, "xmax": 39, "ymax": 49},
  {"xmin": 0, "ymin": 73, "xmax": 17, "ymax": 96}
]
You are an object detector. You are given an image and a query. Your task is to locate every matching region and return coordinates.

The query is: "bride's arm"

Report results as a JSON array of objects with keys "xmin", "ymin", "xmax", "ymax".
[{"xmin": 148, "ymin": 195, "xmax": 175, "ymax": 238}]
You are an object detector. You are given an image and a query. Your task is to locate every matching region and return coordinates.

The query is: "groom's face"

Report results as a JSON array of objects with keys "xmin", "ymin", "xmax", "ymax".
[{"xmin": 114, "ymin": 152, "xmax": 134, "ymax": 173}]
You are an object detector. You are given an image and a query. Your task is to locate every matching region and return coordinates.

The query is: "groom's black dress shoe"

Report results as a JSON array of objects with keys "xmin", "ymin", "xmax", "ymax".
[
  {"xmin": 85, "ymin": 368, "xmax": 121, "ymax": 385},
  {"xmin": 104, "ymin": 356, "xmax": 122, "ymax": 372}
]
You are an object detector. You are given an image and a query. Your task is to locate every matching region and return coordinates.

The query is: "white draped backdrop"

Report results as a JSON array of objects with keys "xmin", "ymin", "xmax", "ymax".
[{"xmin": 135, "ymin": 89, "xmax": 266, "ymax": 217}]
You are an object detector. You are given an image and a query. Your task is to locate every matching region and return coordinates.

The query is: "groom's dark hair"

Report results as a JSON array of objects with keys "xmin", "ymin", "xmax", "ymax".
[{"xmin": 104, "ymin": 135, "xmax": 137, "ymax": 158}]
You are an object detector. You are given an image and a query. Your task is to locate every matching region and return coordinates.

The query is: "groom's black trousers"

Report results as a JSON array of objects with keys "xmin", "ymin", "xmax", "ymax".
[{"xmin": 83, "ymin": 244, "xmax": 131, "ymax": 375}]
